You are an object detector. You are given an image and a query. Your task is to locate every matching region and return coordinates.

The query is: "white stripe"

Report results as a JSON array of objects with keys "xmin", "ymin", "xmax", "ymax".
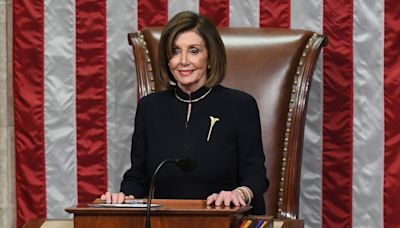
[
  {"xmin": 229, "ymin": 0, "xmax": 259, "ymax": 27},
  {"xmin": 0, "ymin": 2, "xmax": 15, "ymax": 227},
  {"xmin": 44, "ymin": 0, "xmax": 76, "ymax": 219},
  {"xmin": 168, "ymin": 0, "xmax": 199, "ymax": 19},
  {"xmin": 291, "ymin": 1, "xmax": 323, "ymax": 31},
  {"xmin": 291, "ymin": 0, "xmax": 324, "ymax": 227},
  {"xmin": 106, "ymin": 0, "xmax": 138, "ymax": 193},
  {"xmin": 352, "ymin": 0, "xmax": 384, "ymax": 227}
]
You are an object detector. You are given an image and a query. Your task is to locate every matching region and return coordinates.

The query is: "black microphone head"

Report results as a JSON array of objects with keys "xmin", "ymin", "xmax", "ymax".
[{"xmin": 176, "ymin": 157, "xmax": 196, "ymax": 172}]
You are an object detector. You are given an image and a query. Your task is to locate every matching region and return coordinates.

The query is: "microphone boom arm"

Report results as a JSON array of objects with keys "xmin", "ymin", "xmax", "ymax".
[
  {"xmin": 145, "ymin": 157, "xmax": 194, "ymax": 228},
  {"xmin": 145, "ymin": 159, "xmax": 176, "ymax": 228}
]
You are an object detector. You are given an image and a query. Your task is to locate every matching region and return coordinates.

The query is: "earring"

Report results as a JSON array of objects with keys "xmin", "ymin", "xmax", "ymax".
[{"xmin": 207, "ymin": 65, "xmax": 211, "ymax": 69}]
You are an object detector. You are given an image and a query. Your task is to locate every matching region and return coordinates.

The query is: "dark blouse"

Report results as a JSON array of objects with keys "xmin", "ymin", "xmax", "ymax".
[{"xmin": 121, "ymin": 85, "xmax": 269, "ymax": 214}]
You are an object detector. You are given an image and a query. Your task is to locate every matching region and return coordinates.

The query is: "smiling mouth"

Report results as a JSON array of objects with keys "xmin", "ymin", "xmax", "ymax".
[{"xmin": 179, "ymin": 70, "xmax": 194, "ymax": 76}]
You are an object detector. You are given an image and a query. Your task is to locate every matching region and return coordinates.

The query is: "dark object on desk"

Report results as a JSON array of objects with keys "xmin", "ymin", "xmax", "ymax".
[
  {"xmin": 128, "ymin": 27, "xmax": 327, "ymax": 219},
  {"xmin": 234, "ymin": 215, "xmax": 274, "ymax": 228}
]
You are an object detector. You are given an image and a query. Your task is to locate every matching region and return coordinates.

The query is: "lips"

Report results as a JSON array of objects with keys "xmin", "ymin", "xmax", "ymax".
[{"xmin": 179, "ymin": 69, "xmax": 194, "ymax": 76}]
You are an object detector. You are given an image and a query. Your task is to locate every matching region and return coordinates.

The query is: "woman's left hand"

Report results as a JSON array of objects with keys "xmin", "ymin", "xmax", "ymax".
[{"xmin": 206, "ymin": 190, "xmax": 247, "ymax": 207}]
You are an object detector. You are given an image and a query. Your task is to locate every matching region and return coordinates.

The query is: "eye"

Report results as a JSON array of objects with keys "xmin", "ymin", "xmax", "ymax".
[
  {"xmin": 172, "ymin": 48, "xmax": 180, "ymax": 55},
  {"xmin": 190, "ymin": 48, "xmax": 199, "ymax": 54}
]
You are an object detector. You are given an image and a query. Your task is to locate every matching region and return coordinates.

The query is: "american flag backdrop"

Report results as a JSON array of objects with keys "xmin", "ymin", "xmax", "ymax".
[{"xmin": 9, "ymin": 0, "xmax": 400, "ymax": 227}]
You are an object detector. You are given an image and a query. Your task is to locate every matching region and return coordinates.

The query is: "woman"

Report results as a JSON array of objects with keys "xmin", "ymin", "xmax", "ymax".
[{"xmin": 101, "ymin": 11, "xmax": 269, "ymax": 214}]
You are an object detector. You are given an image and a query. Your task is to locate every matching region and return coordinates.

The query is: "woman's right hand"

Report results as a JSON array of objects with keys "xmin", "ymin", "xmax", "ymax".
[{"xmin": 100, "ymin": 192, "xmax": 135, "ymax": 204}]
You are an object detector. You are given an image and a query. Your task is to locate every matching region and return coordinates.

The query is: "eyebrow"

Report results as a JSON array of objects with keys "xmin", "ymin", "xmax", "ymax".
[{"xmin": 173, "ymin": 43, "xmax": 204, "ymax": 48}]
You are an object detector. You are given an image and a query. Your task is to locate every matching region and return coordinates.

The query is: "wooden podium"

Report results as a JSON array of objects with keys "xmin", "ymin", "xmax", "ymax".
[
  {"xmin": 23, "ymin": 199, "xmax": 303, "ymax": 228},
  {"xmin": 65, "ymin": 199, "xmax": 257, "ymax": 228}
]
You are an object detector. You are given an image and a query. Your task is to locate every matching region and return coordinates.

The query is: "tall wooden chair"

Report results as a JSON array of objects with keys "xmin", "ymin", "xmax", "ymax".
[{"xmin": 128, "ymin": 27, "xmax": 327, "ymax": 219}]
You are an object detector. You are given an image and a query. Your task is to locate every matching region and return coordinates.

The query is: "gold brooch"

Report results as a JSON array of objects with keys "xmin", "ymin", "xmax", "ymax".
[{"xmin": 207, "ymin": 116, "xmax": 220, "ymax": 142}]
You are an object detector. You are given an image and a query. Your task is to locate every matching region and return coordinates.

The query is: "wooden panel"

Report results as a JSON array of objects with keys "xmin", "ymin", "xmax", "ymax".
[
  {"xmin": 73, "ymin": 214, "xmax": 230, "ymax": 228},
  {"xmin": 66, "ymin": 199, "xmax": 246, "ymax": 228},
  {"xmin": 23, "ymin": 218, "xmax": 304, "ymax": 228}
]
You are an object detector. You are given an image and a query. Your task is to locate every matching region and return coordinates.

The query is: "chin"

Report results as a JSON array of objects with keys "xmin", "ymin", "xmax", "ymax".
[{"xmin": 177, "ymin": 79, "xmax": 195, "ymax": 86}]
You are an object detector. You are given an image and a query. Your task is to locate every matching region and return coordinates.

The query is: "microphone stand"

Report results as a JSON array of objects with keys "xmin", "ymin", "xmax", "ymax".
[{"xmin": 145, "ymin": 159, "xmax": 176, "ymax": 228}]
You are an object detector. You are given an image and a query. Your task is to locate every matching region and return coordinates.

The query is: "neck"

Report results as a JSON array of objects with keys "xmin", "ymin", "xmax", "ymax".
[{"xmin": 177, "ymin": 82, "xmax": 206, "ymax": 95}]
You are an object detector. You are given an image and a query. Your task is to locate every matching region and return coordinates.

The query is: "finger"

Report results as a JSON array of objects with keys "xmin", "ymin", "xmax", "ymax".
[
  {"xmin": 234, "ymin": 190, "xmax": 247, "ymax": 206},
  {"xmin": 124, "ymin": 195, "xmax": 136, "ymax": 203},
  {"xmin": 231, "ymin": 193, "xmax": 240, "ymax": 207},
  {"xmin": 111, "ymin": 193, "xmax": 120, "ymax": 204},
  {"xmin": 117, "ymin": 192, "xmax": 125, "ymax": 204},
  {"xmin": 213, "ymin": 193, "xmax": 220, "ymax": 206},
  {"xmin": 206, "ymin": 193, "xmax": 218, "ymax": 205},
  {"xmin": 215, "ymin": 191, "xmax": 226, "ymax": 206},
  {"xmin": 206, "ymin": 195, "xmax": 213, "ymax": 205},
  {"xmin": 105, "ymin": 192, "xmax": 112, "ymax": 204},
  {"xmin": 125, "ymin": 195, "xmax": 135, "ymax": 200},
  {"xmin": 100, "ymin": 194, "xmax": 105, "ymax": 201},
  {"xmin": 223, "ymin": 193, "xmax": 232, "ymax": 206}
]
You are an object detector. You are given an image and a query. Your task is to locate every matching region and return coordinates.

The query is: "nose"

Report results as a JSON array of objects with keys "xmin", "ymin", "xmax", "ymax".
[{"xmin": 179, "ymin": 52, "xmax": 188, "ymax": 65}]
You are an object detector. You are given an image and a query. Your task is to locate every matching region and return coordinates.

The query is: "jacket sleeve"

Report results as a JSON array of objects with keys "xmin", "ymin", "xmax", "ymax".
[
  {"xmin": 120, "ymin": 98, "xmax": 149, "ymax": 197},
  {"xmin": 237, "ymin": 95, "xmax": 269, "ymax": 214}
]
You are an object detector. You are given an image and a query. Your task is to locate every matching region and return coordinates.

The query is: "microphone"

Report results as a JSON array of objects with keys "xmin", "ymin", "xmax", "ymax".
[
  {"xmin": 176, "ymin": 157, "xmax": 195, "ymax": 172},
  {"xmin": 145, "ymin": 157, "xmax": 195, "ymax": 228}
]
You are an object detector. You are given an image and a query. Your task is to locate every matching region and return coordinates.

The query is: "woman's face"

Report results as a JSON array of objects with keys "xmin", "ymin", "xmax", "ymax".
[{"xmin": 168, "ymin": 30, "xmax": 208, "ymax": 93}]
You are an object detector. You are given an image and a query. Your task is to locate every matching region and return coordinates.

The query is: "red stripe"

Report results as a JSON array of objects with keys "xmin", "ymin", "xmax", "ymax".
[
  {"xmin": 200, "ymin": 0, "xmax": 229, "ymax": 27},
  {"xmin": 13, "ymin": 1, "xmax": 46, "ymax": 227},
  {"xmin": 384, "ymin": 0, "xmax": 400, "ymax": 227},
  {"xmin": 322, "ymin": 1, "xmax": 353, "ymax": 227},
  {"xmin": 259, "ymin": 0, "xmax": 290, "ymax": 28},
  {"xmin": 76, "ymin": 1, "xmax": 108, "ymax": 203},
  {"xmin": 137, "ymin": 0, "xmax": 168, "ymax": 30}
]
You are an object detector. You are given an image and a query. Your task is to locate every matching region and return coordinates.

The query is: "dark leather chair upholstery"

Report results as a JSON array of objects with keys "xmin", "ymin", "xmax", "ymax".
[{"xmin": 128, "ymin": 27, "xmax": 327, "ymax": 219}]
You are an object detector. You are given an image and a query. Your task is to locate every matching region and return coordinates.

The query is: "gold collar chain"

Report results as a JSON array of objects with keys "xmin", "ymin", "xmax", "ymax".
[{"xmin": 174, "ymin": 88, "xmax": 212, "ymax": 103}]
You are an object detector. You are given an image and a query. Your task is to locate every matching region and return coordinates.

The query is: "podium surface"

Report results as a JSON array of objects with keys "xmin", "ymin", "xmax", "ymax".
[{"xmin": 65, "ymin": 199, "xmax": 252, "ymax": 228}]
